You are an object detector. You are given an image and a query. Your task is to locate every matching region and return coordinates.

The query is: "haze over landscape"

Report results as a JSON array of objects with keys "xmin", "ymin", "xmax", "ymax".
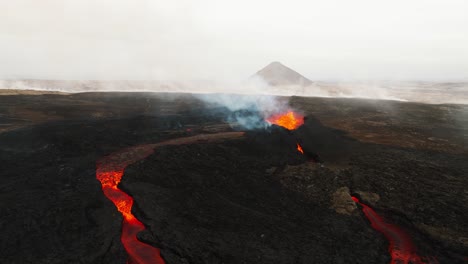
[
  {"xmin": 1, "ymin": 0, "xmax": 468, "ymax": 104},
  {"xmin": 1, "ymin": 2, "xmax": 468, "ymax": 264},
  {"xmin": 1, "ymin": 0, "xmax": 468, "ymax": 80}
]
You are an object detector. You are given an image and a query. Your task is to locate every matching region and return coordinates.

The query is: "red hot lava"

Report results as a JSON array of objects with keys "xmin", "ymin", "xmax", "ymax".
[
  {"xmin": 351, "ymin": 196, "xmax": 437, "ymax": 264},
  {"xmin": 97, "ymin": 145, "xmax": 165, "ymax": 264},
  {"xmin": 96, "ymin": 132, "xmax": 244, "ymax": 264},
  {"xmin": 267, "ymin": 111, "xmax": 304, "ymax": 130},
  {"xmin": 297, "ymin": 143, "xmax": 304, "ymax": 154},
  {"xmin": 267, "ymin": 111, "xmax": 306, "ymax": 156}
]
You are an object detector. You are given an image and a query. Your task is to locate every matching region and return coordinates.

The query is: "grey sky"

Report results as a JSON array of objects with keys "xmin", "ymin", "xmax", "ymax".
[{"xmin": 1, "ymin": 0, "xmax": 467, "ymax": 81}]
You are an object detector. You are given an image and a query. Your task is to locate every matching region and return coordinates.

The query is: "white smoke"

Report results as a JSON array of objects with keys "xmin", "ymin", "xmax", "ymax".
[
  {"xmin": 194, "ymin": 78, "xmax": 294, "ymax": 130},
  {"xmin": 3, "ymin": 77, "xmax": 468, "ymax": 105}
]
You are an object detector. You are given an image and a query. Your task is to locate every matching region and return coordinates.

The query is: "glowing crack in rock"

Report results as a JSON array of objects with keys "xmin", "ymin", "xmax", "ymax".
[
  {"xmin": 296, "ymin": 143, "xmax": 304, "ymax": 154},
  {"xmin": 97, "ymin": 146, "xmax": 165, "ymax": 264},
  {"xmin": 96, "ymin": 132, "xmax": 244, "ymax": 264},
  {"xmin": 351, "ymin": 196, "xmax": 438, "ymax": 264}
]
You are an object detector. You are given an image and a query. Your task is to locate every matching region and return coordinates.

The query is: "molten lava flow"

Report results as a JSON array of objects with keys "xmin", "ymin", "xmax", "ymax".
[
  {"xmin": 97, "ymin": 146, "xmax": 165, "ymax": 264},
  {"xmin": 297, "ymin": 143, "xmax": 304, "ymax": 154},
  {"xmin": 96, "ymin": 132, "xmax": 244, "ymax": 263},
  {"xmin": 351, "ymin": 196, "xmax": 437, "ymax": 264},
  {"xmin": 267, "ymin": 111, "xmax": 304, "ymax": 130}
]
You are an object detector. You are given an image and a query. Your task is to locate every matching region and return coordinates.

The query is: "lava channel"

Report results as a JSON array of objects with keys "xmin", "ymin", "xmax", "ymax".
[
  {"xmin": 97, "ymin": 145, "xmax": 165, "ymax": 264},
  {"xmin": 351, "ymin": 196, "xmax": 438, "ymax": 264},
  {"xmin": 96, "ymin": 132, "xmax": 244, "ymax": 264}
]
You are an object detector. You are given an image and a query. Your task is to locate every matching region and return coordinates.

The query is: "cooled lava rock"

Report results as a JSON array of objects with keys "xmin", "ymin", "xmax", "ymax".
[
  {"xmin": 121, "ymin": 134, "xmax": 389, "ymax": 264},
  {"xmin": 1, "ymin": 93, "xmax": 466, "ymax": 264}
]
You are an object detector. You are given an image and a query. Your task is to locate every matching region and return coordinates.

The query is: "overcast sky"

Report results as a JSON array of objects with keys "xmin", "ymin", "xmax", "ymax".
[{"xmin": 0, "ymin": 0, "xmax": 467, "ymax": 81}]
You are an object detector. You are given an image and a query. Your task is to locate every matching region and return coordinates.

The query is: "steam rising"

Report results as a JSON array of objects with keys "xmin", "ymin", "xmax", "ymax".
[
  {"xmin": 2, "ymin": 78, "xmax": 468, "ymax": 105},
  {"xmin": 1, "ymin": 0, "xmax": 467, "ymax": 116},
  {"xmin": 196, "ymin": 93, "xmax": 291, "ymax": 130}
]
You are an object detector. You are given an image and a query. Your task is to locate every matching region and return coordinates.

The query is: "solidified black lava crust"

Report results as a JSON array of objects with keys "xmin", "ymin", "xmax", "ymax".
[
  {"xmin": 0, "ymin": 93, "xmax": 466, "ymax": 263},
  {"xmin": 121, "ymin": 135, "xmax": 388, "ymax": 264}
]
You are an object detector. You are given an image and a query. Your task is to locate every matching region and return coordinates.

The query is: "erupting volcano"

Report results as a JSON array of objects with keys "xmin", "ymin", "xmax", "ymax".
[
  {"xmin": 2, "ymin": 85, "xmax": 467, "ymax": 264},
  {"xmin": 266, "ymin": 110, "xmax": 309, "ymax": 159},
  {"xmin": 267, "ymin": 111, "xmax": 304, "ymax": 130}
]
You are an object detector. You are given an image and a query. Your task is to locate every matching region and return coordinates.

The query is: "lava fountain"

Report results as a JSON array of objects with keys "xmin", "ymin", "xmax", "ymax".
[
  {"xmin": 266, "ymin": 111, "xmax": 304, "ymax": 130},
  {"xmin": 267, "ymin": 110, "xmax": 306, "ymax": 156}
]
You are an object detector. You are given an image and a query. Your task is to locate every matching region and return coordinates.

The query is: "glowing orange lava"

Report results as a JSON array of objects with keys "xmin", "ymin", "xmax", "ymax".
[
  {"xmin": 96, "ymin": 146, "xmax": 166, "ymax": 264},
  {"xmin": 95, "ymin": 132, "xmax": 244, "ymax": 263},
  {"xmin": 266, "ymin": 111, "xmax": 304, "ymax": 130},
  {"xmin": 297, "ymin": 143, "xmax": 304, "ymax": 154},
  {"xmin": 351, "ymin": 196, "xmax": 438, "ymax": 264}
]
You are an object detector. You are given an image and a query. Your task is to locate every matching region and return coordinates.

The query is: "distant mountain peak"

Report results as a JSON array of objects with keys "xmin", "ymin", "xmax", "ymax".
[
  {"xmin": 253, "ymin": 62, "xmax": 312, "ymax": 86},
  {"xmin": 267, "ymin": 61, "xmax": 283, "ymax": 66}
]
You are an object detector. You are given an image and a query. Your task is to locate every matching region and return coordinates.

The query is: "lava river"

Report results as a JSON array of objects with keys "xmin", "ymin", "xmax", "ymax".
[
  {"xmin": 351, "ymin": 196, "xmax": 438, "ymax": 264},
  {"xmin": 95, "ymin": 113, "xmax": 435, "ymax": 264},
  {"xmin": 96, "ymin": 132, "xmax": 244, "ymax": 264},
  {"xmin": 268, "ymin": 110, "xmax": 437, "ymax": 263}
]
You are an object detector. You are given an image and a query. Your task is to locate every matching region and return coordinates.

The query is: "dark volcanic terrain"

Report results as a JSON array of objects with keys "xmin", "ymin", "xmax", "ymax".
[{"xmin": 0, "ymin": 92, "xmax": 467, "ymax": 263}]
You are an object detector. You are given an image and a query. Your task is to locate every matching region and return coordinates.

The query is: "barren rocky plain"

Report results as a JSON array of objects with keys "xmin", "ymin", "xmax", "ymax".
[{"xmin": 0, "ymin": 91, "xmax": 467, "ymax": 263}]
